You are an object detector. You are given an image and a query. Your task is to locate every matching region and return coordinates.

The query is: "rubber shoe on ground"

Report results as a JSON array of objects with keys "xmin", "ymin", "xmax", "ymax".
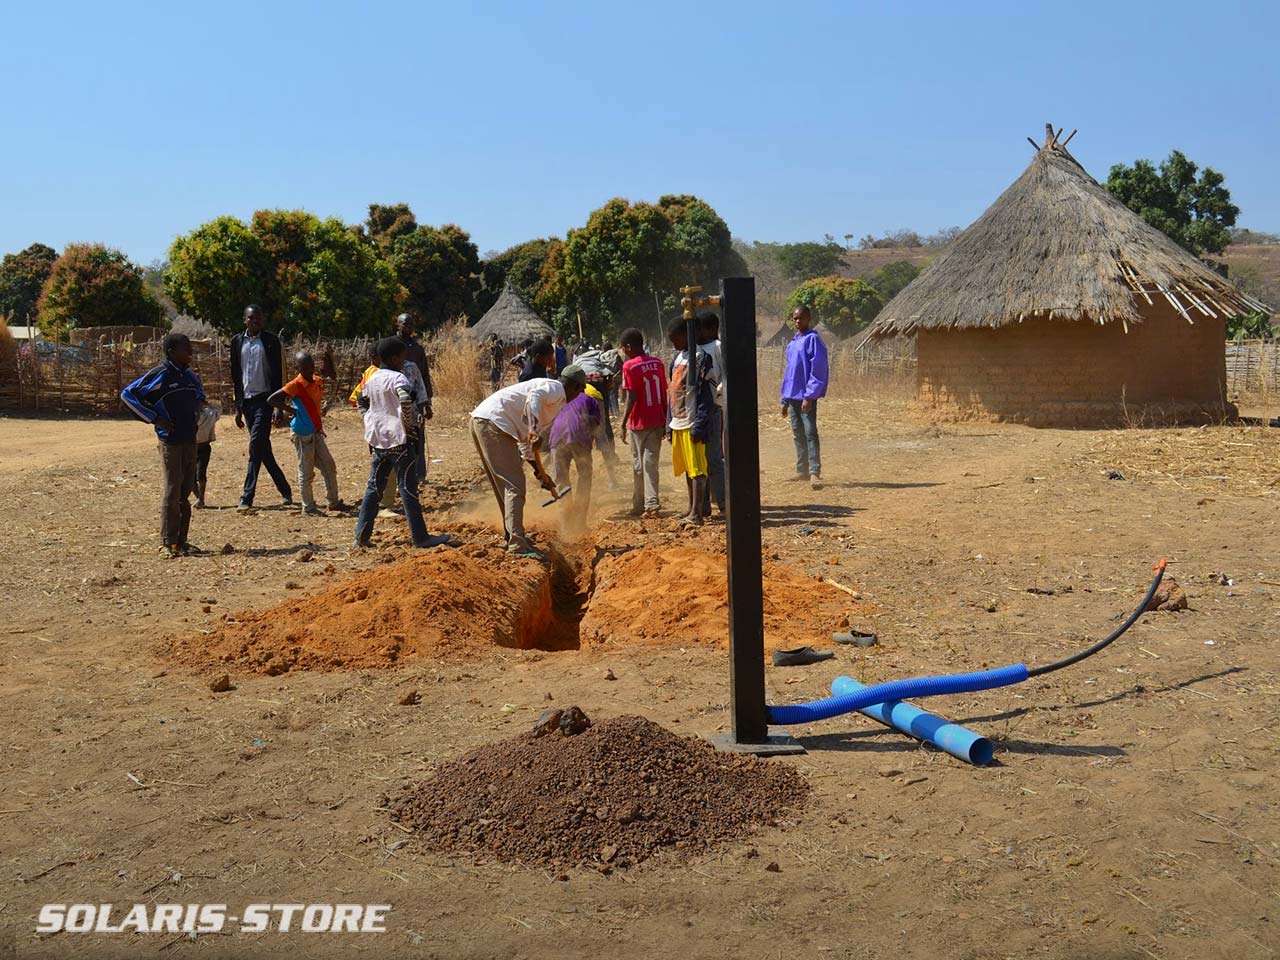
[
  {"xmin": 833, "ymin": 630, "xmax": 878, "ymax": 647},
  {"xmin": 785, "ymin": 473, "xmax": 809, "ymax": 483},
  {"xmin": 236, "ymin": 503, "xmax": 256, "ymax": 515},
  {"xmin": 179, "ymin": 543, "xmax": 204, "ymax": 556},
  {"xmin": 352, "ymin": 539, "xmax": 373, "ymax": 550},
  {"xmin": 377, "ymin": 508, "xmax": 399, "ymax": 519},
  {"xmin": 771, "ymin": 646, "xmax": 836, "ymax": 667},
  {"xmin": 810, "ymin": 475, "xmax": 823, "ymax": 490},
  {"xmin": 416, "ymin": 533, "xmax": 461, "ymax": 549},
  {"xmin": 328, "ymin": 500, "xmax": 351, "ymax": 512},
  {"xmin": 281, "ymin": 498, "xmax": 295, "ymax": 508},
  {"xmin": 510, "ymin": 546, "xmax": 546, "ymax": 561},
  {"xmin": 158, "ymin": 545, "xmax": 181, "ymax": 559},
  {"xmin": 679, "ymin": 514, "xmax": 704, "ymax": 528},
  {"xmin": 301, "ymin": 505, "xmax": 324, "ymax": 516}
]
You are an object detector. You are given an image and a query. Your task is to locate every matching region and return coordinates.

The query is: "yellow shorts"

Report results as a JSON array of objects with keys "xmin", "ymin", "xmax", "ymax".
[{"xmin": 671, "ymin": 428, "xmax": 707, "ymax": 478}]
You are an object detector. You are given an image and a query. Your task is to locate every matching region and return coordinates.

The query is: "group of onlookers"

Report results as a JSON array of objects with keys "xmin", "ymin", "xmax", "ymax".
[{"xmin": 121, "ymin": 301, "xmax": 829, "ymax": 560}]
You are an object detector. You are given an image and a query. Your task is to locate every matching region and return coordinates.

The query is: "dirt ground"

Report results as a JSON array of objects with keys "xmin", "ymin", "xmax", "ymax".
[{"xmin": 2, "ymin": 395, "xmax": 1278, "ymax": 959}]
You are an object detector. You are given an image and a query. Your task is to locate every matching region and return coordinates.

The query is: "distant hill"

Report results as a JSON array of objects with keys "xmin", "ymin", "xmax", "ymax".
[
  {"xmin": 838, "ymin": 247, "xmax": 935, "ymax": 279},
  {"xmin": 1220, "ymin": 244, "xmax": 1279, "ymax": 311}
]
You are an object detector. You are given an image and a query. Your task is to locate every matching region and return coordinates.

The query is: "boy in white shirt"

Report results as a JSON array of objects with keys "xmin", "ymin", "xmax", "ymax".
[
  {"xmin": 353, "ymin": 337, "xmax": 458, "ymax": 550},
  {"xmin": 470, "ymin": 373, "xmax": 580, "ymax": 560}
]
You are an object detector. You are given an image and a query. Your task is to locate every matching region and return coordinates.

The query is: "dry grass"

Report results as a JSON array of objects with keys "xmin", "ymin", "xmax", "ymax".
[
  {"xmin": 1079, "ymin": 424, "xmax": 1280, "ymax": 495},
  {"xmin": 0, "ymin": 323, "xmax": 16, "ymax": 373},
  {"xmin": 428, "ymin": 318, "xmax": 487, "ymax": 421}
]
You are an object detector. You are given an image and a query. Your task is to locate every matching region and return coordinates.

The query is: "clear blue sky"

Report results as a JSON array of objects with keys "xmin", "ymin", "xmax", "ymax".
[{"xmin": 3, "ymin": 0, "xmax": 1277, "ymax": 264}]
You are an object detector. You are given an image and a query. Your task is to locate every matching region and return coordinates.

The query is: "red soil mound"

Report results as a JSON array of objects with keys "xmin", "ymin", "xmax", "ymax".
[
  {"xmin": 580, "ymin": 545, "xmax": 873, "ymax": 650},
  {"xmin": 161, "ymin": 546, "xmax": 558, "ymax": 674}
]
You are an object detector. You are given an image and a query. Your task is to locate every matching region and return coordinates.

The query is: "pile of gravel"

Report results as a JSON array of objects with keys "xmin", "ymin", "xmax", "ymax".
[{"xmin": 383, "ymin": 714, "xmax": 809, "ymax": 870}]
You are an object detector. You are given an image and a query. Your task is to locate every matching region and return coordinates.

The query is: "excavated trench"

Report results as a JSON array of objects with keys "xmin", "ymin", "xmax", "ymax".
[{"xmin": 161, "ymin": 537, "xmax": 861, "ymax": 674}]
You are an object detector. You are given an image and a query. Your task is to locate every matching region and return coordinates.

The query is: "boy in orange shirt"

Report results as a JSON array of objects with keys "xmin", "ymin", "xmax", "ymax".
[{"xmin": 270, "ymin": 351, "xmax": 349, "ymax": 515}]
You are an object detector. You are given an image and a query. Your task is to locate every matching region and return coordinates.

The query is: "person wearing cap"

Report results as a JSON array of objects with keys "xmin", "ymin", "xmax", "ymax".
[
  {"xmin": 469, "ymin": 368, "xmax": 583, "ymax": 560},
  {"xmin": 547, "ymin": 364, "xmax": 600, "ymax": 533}
]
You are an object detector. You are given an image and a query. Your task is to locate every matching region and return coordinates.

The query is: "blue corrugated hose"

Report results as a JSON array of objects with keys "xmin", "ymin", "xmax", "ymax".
[
  {"xmin": 766, "ymin": 562, "xmax": 1166, "ymax": 728},
  {"xmin": 767, "ymin": 663, "xmax": 1030, "ymax": 725}
]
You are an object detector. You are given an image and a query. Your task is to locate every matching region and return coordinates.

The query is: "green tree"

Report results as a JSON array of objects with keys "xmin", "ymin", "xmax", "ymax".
[
  {"xmin": 865, "ymin": 260, "xmax": 921, "ymax": 301},
  {"xmin": 655, "ymin": 194, "xmax": 747, "ymax": 288},
  {"xmin": 167, "ymin": 216, "xmax": 265, "ymax": 331},
  {"xmin": 1105, "ymin": 150, "xmax": 1239, "ymax": 257},
  {"xmin": 0, "ymin": 242, "xmax": 58, "ymax": 324},
  {"xmin": 391, "ymin": 224, "xmax": 481, "ymax": 329},
  {"xmin": 776, "ymin": 241, "xmax": 845, "ymax": 281},
  {"xmin": 364, "ymin": 203, "xmax": 418, "ymax": 254},
  {"xmin": 787, "ymin": 275, "xmax": 882, "ymax": 338},
  {"xmin": 555, "ymin": 194, "xmax": 743, "ymax": 339},
  {"xmin": 37, "ymin": 243, "xmax": 165, "ymax": 335},
  {"xmin": 168, "ymin": 211, "xmax": 403, "ymax": 336}
]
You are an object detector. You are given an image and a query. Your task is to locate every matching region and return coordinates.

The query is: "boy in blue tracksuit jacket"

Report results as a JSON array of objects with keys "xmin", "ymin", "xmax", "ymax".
[{"xmin": 120, "ymin": 333, "xmax": 207, "ymax": 557}]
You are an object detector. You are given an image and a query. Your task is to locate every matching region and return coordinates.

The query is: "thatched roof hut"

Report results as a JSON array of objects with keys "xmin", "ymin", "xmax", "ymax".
[
  {"xmin": 467, "ymin": 283, "xmax": 554, "ymax": 344},
  {"xmin": 870, "ymin": 125, "xmax": 1267, "ymax": 426}
]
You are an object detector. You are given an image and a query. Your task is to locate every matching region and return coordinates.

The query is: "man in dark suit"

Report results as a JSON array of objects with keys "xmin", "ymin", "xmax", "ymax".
[{"xmin": 230, "ymin": 304, "xmax": 293, "ymax": 512}]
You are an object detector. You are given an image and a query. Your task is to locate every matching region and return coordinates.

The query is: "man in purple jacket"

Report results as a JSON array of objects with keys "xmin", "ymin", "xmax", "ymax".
[{"xmin": 780, "ymin": 305, "xmax": 829, "ymax": 488}]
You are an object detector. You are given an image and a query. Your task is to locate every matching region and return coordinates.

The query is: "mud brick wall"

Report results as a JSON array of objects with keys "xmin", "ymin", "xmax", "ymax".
[{"xmin": 916, "ymin": 302, "xmax": 1231, "ymax": 426}]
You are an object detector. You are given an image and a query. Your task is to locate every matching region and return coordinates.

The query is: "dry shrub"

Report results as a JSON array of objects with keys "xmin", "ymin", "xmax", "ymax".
[
  {"xmin": 428, "ymin": 318, "xmax": 486, "ymax": 419},
  {"xmin": 0, "ymin": 323, "xmax": 16, "ymax": 373}
]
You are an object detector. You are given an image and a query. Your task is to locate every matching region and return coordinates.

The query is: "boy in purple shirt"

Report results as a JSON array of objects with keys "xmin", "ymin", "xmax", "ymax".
[
  {"xmin": 548, "ymin": 365, "xmax": 597, "ymax": 529},
  {"xmin": 780, "ymin": 305, "xmax": 829, "ymax": 488}
]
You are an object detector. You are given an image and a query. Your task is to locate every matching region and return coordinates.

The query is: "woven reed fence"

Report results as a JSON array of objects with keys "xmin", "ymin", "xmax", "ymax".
[
  {"xmin": 0, "ymin": 334, "xmax": 383, "ymax": 415},
  {"xmin": 1226, "ymin": 339, "xmax": 1280, "ymax": 397}
]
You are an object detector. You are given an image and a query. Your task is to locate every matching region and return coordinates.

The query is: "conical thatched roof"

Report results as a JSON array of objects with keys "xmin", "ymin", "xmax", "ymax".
[
  {"xmin": 467, "ymin": 283, "xmax": 554, "ymax": 342},
  {"xmin": 873, "ymin": 127, "xmax": 1268, "ymax": 336}
]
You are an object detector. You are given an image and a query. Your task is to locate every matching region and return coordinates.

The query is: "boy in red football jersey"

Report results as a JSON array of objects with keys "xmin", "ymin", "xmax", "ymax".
[{"xmin": 618, "ymin": 328, "xmax": 668, "ymax": 517}]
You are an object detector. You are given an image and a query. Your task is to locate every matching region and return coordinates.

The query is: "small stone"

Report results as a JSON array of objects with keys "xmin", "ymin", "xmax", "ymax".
[
  {"xmin": 559, "ymin": 705, "xmax": 591, "ymax": 736},
  {"xmin": 600, "ymin": 844, "xmax": 618, "ymax": 863},
  {"xmin": 744, "ymin": 848, "xmax": 760, "ymax": 859},
  {"xmin": 399, "ymin": 689, "xmax": 421, "ymax": 706},
  {"xmin": 209, "ymin": 674, "xmax": 232, "ymax": 693},
  {"xmin": 220, "ymin": 543, "xmax": 235, "ymax": 555},
  {"xmin": 603, "ymin": 668, "xmax": 617, "ymax": 681},
  {"xmin": 201, "ymin": 605, "xmax": 212, "ymax": 614},
  {"xmin": 765, "ymin": 862, "xmax": 782, "ymax": 873},
  {"xmin": 298, "ymin": 550, "xmax": 314, "ymax": 563},
  {"xmin": 878, "ymin": 767, "xmax": 904, "ymax": 778},
  {"xmin": 544, "ymin": 692, "xmax": 554, "ymax": 701},
  {"xmin": 284, "ymin": 581, "xmax": 300, "ymax": 590},
  {"xmin": 532, "ymin": 709, "xmax": 563, "ymax": 737}
]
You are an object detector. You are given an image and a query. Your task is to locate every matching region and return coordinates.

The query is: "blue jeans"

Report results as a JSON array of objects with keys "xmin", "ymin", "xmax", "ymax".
[
  {"xmin": 240, "ymin": 395, "xmax": 292, "ymax": 506},
  {"xmin": 787, "ymin": 399, "xmax": 820, "ymax": 478},
  {"xmin": 354, "ymin": 444, "xmax": 430, "ymax": 546},
  {"xmin": 702, "ymin": 405, "xmax": 725, "ymax": 513}
]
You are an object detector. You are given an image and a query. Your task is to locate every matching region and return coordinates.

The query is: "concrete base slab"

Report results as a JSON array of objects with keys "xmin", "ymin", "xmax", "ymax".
[{"xmin": 709, "ymin": 732, "xmax": 806, "ymax": 756}]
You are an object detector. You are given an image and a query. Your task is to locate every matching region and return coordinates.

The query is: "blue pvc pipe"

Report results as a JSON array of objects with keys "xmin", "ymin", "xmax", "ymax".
[
  {"xmin": 830, "ymin": 676, "xmax": 994, "ymax": 765},
  {"xmin": 766, "ymin": 662, "xmax": 1029, "ymax": 726}
]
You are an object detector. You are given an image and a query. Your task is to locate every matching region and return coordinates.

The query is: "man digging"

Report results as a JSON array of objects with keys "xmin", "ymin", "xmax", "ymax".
[{"xmin": 470, "ymin": 369, "xmax": 582, "ymax": 560}]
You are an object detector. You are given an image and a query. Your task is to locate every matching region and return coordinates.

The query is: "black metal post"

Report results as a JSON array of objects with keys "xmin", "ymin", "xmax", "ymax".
[
  {"xmin": 719, "ymin": 276, "xmax": 767, "ymax": 742},
  {"xmin": 713, "ymin": 276, "xmax": 804, "ymax": 755}
]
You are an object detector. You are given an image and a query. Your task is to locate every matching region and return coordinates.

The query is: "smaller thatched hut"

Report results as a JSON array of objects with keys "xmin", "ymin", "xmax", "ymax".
[{"xmin": 467, "ymin": 283, "xmax": 554, "ymax": 344}]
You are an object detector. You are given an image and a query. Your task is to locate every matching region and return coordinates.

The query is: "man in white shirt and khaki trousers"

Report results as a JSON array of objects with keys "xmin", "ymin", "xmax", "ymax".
[{"xmin": 470, "ymin": 373, "xmax": 582, "ymax": 560}]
